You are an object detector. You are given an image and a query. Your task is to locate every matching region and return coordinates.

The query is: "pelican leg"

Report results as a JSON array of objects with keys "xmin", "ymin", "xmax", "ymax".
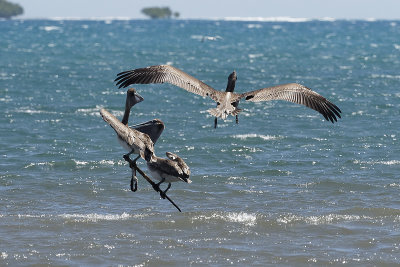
[
  {"xmin": 130, "ymin": 169, "xmax": 138, "ymax": 192},
  {"xmin": 160, "ymin": 183, "xmax": 171, "ymax": 199},
  {"xmin": 123, "ymin": 149, "xmax": 136, "ymax": 161},
  {"xmin": 214, "ymin": 117, "xmax": 218, "ymax": 128},
  {"xmin": 152, "ymin": 177, "xmax": 165, "ymax": 193},
  {"xmin": 236, "ymin": 115, "xmax": 239, "ymax": 124},
  {"xmin": 123, "ymin": 154, "xmax": 141, "ymax": 192}
]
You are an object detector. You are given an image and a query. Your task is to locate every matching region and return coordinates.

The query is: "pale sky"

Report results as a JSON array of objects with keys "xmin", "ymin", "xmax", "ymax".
[{"xmin": 13, "ymin": 0, "xmax": 400, "ymax": 20}]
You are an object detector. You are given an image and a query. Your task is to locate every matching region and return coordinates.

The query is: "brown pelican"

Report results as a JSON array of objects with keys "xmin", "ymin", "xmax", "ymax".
[
  {"xmin": 115, "ymin": 65, "xmax": 342, "ymax": 128},
  {"xmin": 100, "ymin": 108, "xmax": 155, "ymax": 191},
  {"xmin": 147, "ymin": 152, "xmax": 191, "ymax": 199},
  {"xmin": 119, "ymin": 88, "xmax": 165, "ymax": 191},
  {"xmin": 122, "ymin": 88, "xmax": 165, "ymax": 144}
]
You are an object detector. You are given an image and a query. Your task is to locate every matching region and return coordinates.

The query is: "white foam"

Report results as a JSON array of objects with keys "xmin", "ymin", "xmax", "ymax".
[
  {"xmin": 223, "ymin": 16, "xmax": 311, "ymax": 22},
  {"xmin": 247, "ymin": 24, "xmax": 262, "ymax": 29},
  {"xmin": 232, "ymin": 133, "xmax": 282, "ymax": 141},
  {"xmin": 98, "ymin": 159, "xmax": 117, "ymax": 165},
  {"xmin": 24, "ymin": 162, "xmax": 54, "ymax": 169},
  {"xmin": 41, "ymin": 26, "xmax": 62, "ymax": 32},
  {"xmin": 277, "ymin": 213, "xmax": 371, "ymax": 225},
  {"xmin": 225, "ymin": 212, "xmax": 257, "ymax": 225},
  {"xmin": 59, "ymin": 212, "xmax": 138, "ymax": 222},
  {"xmin": 73, "ymin": 160, "xmax": 88, "ymax": 165},
  {"xmin": 193, "ymin": 212, "xmax": 257, "ymax": 226},
  {"xmin": 15, "ymin": 107, "xmax": 57, "ymax": 114},
  {"xmin": 353, "ymin": 159, "xmax": 400, "ymax": 166},
  {"xmin": 76, "ymin": 105, "xmax": 105, "ymax": 117},
  {"xmin": 48, "ymin": 16, "xmax": 134, "ymax": 21},
  {"xmin": 248, "ymin": 53, "xmax": 264, "ymax": 59}
]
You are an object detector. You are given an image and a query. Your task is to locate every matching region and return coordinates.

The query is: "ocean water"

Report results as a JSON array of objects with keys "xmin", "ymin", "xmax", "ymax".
[{"xmin": 1, "ymin": 18, "xmax": 400, "ymax": 266}]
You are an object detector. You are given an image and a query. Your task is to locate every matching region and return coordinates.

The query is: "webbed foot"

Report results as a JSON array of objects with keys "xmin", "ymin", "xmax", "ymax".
[{"xmin": 130, "ymin": 175, "xmax": 138, "ymax": 192}]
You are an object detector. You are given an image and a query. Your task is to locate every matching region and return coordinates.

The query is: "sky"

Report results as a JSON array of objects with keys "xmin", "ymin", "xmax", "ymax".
[{"xmin": 12, "ymin": 0, "xmax": 400, "ymax": 20}]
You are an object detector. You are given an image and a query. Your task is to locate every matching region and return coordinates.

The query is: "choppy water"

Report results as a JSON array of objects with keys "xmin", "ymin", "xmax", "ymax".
[{"xmin": 1, "ymin": 18, "xmax": 400, "ymax": 266}]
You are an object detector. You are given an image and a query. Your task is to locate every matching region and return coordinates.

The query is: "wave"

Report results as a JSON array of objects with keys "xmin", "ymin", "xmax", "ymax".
[
  {"xmin": 2, "ymin": 213, "xmax": 148, "ymax": 222},
  {"xmin": 40, "ymin": 16, "xmax": 136, "ymax": 21},
  {"xmin": 59, "ymin": 212, "xmax": 136, "ymax": 222},
  {"xmin": 40, "ymin": 26, "xmax": 62, "ymax": 32},
  {"xmin": 232, "ymin": 133, "xmax": 282, "ymax": 141},
  {"xmin": 277, "ymin": 213, "xmax": 371, "ymax": 225},
  {"xmin": 192, "ymin": 212, "xmax": 257, "ymax": 226},
  {"xmin": 353, "ymin": 159, "xmax": 400, "ymax": 166},
  {"xmin": 223, "ymin": 16, "xmax": 312, "ymax": 22}
]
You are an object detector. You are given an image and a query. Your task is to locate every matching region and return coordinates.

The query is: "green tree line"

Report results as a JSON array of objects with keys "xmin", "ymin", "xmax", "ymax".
[
  {"xmin": 141, "ymin": 7, "xmax": 179, "ymax": 19},
  {"xmin": 0, "ymin": 0, "xmax": 23, "ymax": 19}
]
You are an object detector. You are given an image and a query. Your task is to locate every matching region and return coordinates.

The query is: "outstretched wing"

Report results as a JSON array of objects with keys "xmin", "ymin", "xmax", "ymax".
[
  {"xmin": 115, "ymin": 65, "xmax": 223, "ymax": 102},
  {"xmin": 240, "ymin": 83, "xmax": 341, "ymax": 123}
]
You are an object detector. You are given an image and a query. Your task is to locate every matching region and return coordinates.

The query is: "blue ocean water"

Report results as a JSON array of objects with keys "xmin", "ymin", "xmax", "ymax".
[{"xmin": 1, "ymin": 18, "xmax": 400, "ymax": 265}]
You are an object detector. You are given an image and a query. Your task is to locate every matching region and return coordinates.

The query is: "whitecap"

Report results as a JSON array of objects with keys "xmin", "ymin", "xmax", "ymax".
[
  {"xmin": 98, "ymin": 159, "xmax": 117, "ymax": 165},
  {"xmin": 223, "ymin": 16, "xmax": 310, "ymax": 23},
  {"xmin": 232, "ymin": 133, "xmax": 282, "ymax": 141},
  {"xmin": 41, "ymin": 26, "xmax": 62, "ymax": 32},
  {"xmin": 73, "ymin": 160, "xmax": 88, "ymax": 166},
  {"xmin": 15, "ymin": 107, "xmax": 57, "ymax": 114},
  {"xmin": 192, "ymin": 212, "xmax": 257, "ymax": 226},
  {"xmin": 277, "ymin": 213, "xmax": 371, "ymax": 225},
  {"xmin": 246, "ymin": 24, "xmax": 262, "ymax": 29},
  {"xmin": 248, "ymin": 53, "xmax": 264, "ymax": 59},
  {"xmin": 353, "ymin": 159, "xmax": 400, "ymax": 166},
  {"xmin": 59, "ymin": 212, "xmax": 141, "ymax": 222},
  {"xmin": 24, "ymin": 162, "xmax": 55, "ymax": 169},
  {"xmin": 75, "ymin": 105, "xmax": 105, "ymax": 117}
]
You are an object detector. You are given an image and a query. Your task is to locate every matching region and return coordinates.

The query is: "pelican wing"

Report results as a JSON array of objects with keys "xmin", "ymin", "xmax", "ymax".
[
  {"xmin": 166, "ymin": 152, "xmax": 191, "ymax": 177},
  {"xmin": 130, "ymin": 119, "xmax": 165, "ymax": 144},
  {"xmin": 240, "ymin": 83, "xmax": 342, "ymax": 123},
  {"xmin": 115, "ymin": 65, "xmax": 222, "ymax": 102}
]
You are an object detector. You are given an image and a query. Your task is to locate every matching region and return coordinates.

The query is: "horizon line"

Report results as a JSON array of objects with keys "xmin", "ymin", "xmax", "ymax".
[{"xmin": 3, "ymin": 16, "xmax": 399, "ymax": 22}]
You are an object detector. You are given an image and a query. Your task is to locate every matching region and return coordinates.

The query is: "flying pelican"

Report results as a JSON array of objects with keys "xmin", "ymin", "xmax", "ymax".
[
  {"xmin": 122, "ymin": 88, "xmax": 165, "ymax": 144},
  {"xmin": 147, "ymin": 152, "xmax": 191, "ymax": 199},
  {"xmin": 115, "ymin": 65, "xmax": 342, "ymax": 128},
  {"xmin": 100, "ymin": 108, "xmax": 155, "ymax": 191}
]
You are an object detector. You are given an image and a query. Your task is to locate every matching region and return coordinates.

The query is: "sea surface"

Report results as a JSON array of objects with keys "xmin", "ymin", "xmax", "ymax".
[{"xmin": 1, "ymin": 18, "xmax": 400, "ymax": 266}]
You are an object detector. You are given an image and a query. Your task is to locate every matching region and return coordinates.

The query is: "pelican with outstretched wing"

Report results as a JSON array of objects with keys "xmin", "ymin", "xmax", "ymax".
[{"xmin": 115, "ymin": 65, "xmax": 341, "ymax": 128}]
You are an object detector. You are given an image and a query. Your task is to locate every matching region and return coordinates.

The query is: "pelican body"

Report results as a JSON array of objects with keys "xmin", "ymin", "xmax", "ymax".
[
  {"xmin": 100, "ymin": 108, "xmax": 155, "ymax": 162},
  {"xmin": 102, "ymin": 88, "xmax": 165, "ymax": 191},
  {"xmin": 115, "ymin": 65, "xmax": 341, "ymax": 128},
  {"xmin": 147, "ymin": 152, "xmax": 191, "ymax": 198}
]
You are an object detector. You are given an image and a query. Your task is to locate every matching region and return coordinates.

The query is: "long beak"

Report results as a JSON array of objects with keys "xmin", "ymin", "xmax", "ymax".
[{"xmin": 134, "ymin": 92, "xmax": 144, "ymax": 103}]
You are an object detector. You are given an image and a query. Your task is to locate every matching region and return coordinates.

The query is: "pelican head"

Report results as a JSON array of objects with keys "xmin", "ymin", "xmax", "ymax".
[
  {"xmin": 122, "ymin": 88, "xmax": 144, "ymax": 125},
  {"xmin": 225, "ymin": 71, "xmax": 237, "ymax": 92},
  {"xmin": 126, "ymin": 88, "xmax": 144, "ymax": 108}
]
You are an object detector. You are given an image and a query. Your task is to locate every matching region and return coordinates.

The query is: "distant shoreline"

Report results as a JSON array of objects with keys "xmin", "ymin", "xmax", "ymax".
[{"xmin": 1, "ymin": 16, "xmax": 397, "ymax": 22}]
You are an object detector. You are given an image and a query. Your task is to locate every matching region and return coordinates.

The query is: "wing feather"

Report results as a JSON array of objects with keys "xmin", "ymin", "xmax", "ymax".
[
  {"xmin": 115, "ymin": 65, "xmax": 220, "ymax": 101},
  {"xmin": 240, "ymin": 83, "xmax": 341, "ymax": 123}
]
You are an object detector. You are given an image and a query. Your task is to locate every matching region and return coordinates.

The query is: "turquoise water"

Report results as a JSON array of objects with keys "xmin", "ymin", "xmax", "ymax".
[{"xmin": 1, "ymin": 19, "xmax": 400, "ymax": 265}]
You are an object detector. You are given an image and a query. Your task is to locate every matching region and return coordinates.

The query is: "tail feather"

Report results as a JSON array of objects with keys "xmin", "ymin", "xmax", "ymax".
[
  {"xmin": 207, "ymin": 107, "xmax": 242, "ymax": 120},
  {"xmin": 231, "ymin": 108, "xmax": 242, "ymax": 116}
]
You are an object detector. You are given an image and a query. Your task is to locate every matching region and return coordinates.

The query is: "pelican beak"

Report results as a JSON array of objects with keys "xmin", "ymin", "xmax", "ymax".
[{"xmin": 134, "ymin": 92, "xmax": 144, "ymax": 103}]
